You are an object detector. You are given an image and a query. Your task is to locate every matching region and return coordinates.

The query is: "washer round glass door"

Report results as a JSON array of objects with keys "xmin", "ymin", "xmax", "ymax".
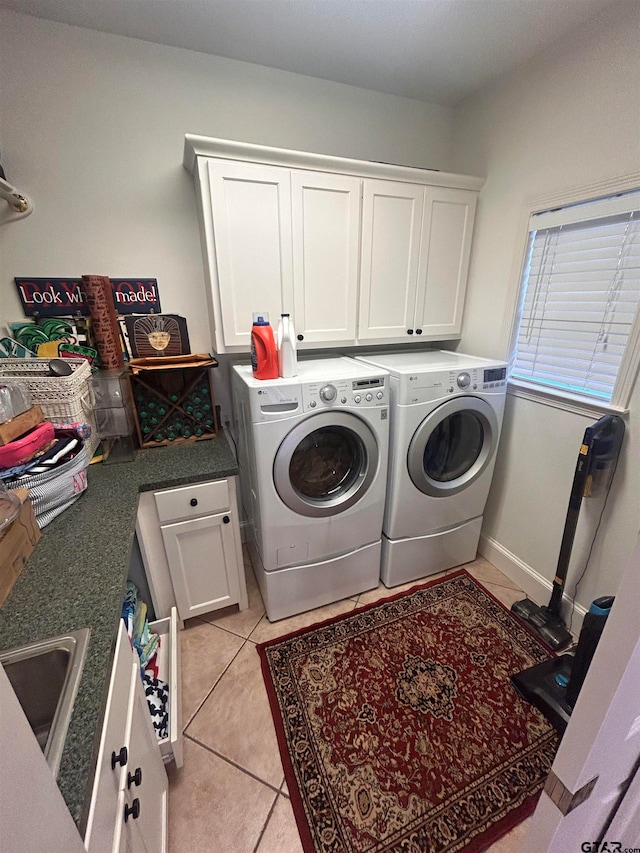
[
  {"xmin": 273, "ymin": 412, "xmax": 379, "ymax": 517},
  {"xmin": 407, "ymin": 396, "xmax": 499, "ymax": 497}
]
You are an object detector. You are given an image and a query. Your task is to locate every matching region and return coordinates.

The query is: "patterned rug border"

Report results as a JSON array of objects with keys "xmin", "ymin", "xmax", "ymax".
[
  {"xmin": 256, "ymin": 569, "xmax": 555, "ymax": 853},
  {"xmin": 256, "ymin": 568, "xmax": 554, "ymax": 656}
]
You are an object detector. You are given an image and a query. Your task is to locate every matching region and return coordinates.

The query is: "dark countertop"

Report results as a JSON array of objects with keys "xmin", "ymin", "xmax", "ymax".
[{"xmin": 0, "ymin": 434, "xmax": 238, "ymax": 831}]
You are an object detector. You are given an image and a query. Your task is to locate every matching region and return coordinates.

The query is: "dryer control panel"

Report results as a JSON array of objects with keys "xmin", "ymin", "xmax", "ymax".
[
  {"xmin": 445, "ymin": 366, "xmax": 507, "ymax": 394},
  {"xmin": 302, "ymin": 376, "xmax": 388, "ymax": 410},
  {"xmin": 398, "ymin": 364, "xmax": 507, "ymax": 404}
]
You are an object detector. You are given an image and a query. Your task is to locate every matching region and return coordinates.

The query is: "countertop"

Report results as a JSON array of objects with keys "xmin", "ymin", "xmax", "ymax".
[{"xmin": 0, "ymin": 434, "xmax": 239, "ymax": 831}]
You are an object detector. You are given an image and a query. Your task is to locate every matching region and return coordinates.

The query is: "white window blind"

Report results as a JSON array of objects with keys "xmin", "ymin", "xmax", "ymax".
[{"xmin": 511, "ymin": 190, "xmax": 640, "ymax": 404}]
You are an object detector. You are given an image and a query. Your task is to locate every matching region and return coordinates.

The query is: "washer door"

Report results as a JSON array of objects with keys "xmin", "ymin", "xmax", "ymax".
[
  {"xmin": 407, "ymin": 396, "xmax": 499, "ymax": 497},
  {"xmin": 273, "ymin": 412, "xmax": 379, "ymax": 518}
]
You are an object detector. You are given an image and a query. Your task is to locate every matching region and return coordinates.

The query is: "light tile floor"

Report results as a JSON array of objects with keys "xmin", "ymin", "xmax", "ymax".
[{"xmin": 167, "ymin": 550, "xmax": 533, "ymax": 852}]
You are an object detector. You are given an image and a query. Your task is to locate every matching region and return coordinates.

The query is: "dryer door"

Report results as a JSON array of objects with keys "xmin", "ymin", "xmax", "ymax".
[
  {"xmin": 274, "ymin": 412, "xmax": 379, "ymax": 517},
  {"xmin": 407, "ymin": 396, "xmax": 499, "ymax": 497}
]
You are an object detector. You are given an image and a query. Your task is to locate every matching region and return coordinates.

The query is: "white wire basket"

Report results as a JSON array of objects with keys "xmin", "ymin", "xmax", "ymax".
[{"xmin": 0, "ymin": 358, "xmax": 99, "ymax": 458}]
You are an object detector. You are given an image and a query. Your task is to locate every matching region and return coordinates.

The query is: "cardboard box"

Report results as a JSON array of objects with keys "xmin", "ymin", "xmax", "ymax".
[{"xmin": 0, "ymin": 488, "xmax": 41, "ymax": 607}]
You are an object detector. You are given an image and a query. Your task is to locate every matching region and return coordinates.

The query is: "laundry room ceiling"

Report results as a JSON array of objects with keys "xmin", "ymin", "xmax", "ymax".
[{"xmin": 0, "ymin": 0, "xmax": 619, "ymax": 106}]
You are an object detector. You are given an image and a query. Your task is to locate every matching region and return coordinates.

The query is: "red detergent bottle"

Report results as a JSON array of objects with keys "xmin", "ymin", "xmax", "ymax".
[{"xmin": 251, "ymin": 313, "xmax": 278, "ymax": 379}]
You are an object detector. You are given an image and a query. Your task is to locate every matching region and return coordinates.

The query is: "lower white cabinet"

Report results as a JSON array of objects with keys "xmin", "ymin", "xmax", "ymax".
[
  {"xmin": 84, "ymin": 616, "xmax": 178, "ymax": 853},
  {"xmin": 136, "ymin": 476, "xmax": 248, "ymax": 624}
]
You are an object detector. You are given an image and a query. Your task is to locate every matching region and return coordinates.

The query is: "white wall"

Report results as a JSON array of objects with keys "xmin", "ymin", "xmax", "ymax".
[
  {"xmin": 0, "ymin": 9, "xmax": 452, "ymax": 353},
  {"xmin": 450, "ymin": 0, "xmax": 640, "ymax": 611}
]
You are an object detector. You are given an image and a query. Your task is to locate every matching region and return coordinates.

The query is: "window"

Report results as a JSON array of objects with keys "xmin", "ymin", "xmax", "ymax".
[{"xmin": 510, "ymin": 189, "xmax": 640, "ymax": 409}]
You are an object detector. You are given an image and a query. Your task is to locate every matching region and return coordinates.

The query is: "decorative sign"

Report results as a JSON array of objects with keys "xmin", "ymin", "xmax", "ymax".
[
  {"xmin": 15, "ymin": 278, "xmax": 88, "ymax": 316},
  {"xmin": 14, "ymin": 278, "xmax": 162, "ymax": 317},
  {"xmin": 110, "ymin": 279, "xmax": 162, "ymax": 315},
  {"xmin": 124, "ymin": 314, "xmax": 190, "ymax": 358}
]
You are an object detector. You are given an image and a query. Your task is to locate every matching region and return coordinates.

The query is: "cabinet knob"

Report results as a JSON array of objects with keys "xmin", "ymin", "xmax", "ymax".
[
  {"xmin": 127, "ymin": 767, "xmax": 142, "ymax": 789},
  {"xmin": 124, "ymin": 798, "xmax": 140, "ymax": 822},
  {"xmin": 223, "ymin": 515, "xmax": 230, "ymax": 524},
  {"xmin": 297, "ymin": 334, "xmax": 304, "ymax": 341},
  {"xmin": 190, "ymin": 498, "xmax": 198, "ymax": 507},
  {"xmin": 111, "ymin": 746, "xmax": 128, "ymax": 770},
  {"xmin": 407, "ymin": 329, "xmax": 414, "ymax": 335},
  {"xmin": 416, "ymin": 328, "xmax": 423, "ymax": 335}
]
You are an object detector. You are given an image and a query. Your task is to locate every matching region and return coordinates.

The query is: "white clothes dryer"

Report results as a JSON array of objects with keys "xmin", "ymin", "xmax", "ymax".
[
  {"xmin": 232, "ymin": 357, "xmax": 389, "ymax": 620},
  {"xmin": 355, "ymin": 350, "xmax": 508, "ymax": 587}
]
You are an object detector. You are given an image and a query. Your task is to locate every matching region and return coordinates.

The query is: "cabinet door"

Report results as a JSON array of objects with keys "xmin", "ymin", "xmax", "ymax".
[
  {"xmin": 119, "ymin": 676, "xmax": 168, "ymax": 853},
  {"xmin": 206, "ymin": 159, "xmax": 294, "ymax": 349},
  {"xmin": 85, "ymin": 621, "xmax": 138, "ymax": 853},
  {"xmin": 358, "ymin": 179, "xmax": 425, "ymax": 342},
  {"xmin": 414, "ymin": 187, "xmax": 478, "ymax": 339},
  {"xmin": 291, "ymin": 171, "xmax": 361, "ymax": 344},
  {"xmin": 0, "ymin": 667, "xmax": 86, "ymax": 853},
  {"xmin": 160, "ymin": 512, "xmax": 242, "ymax": 620}
]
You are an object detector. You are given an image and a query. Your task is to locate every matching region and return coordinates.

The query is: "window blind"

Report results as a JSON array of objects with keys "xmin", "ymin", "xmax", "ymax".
[{"xmin": 511, "ymin": 193, "xmax": 640, "ymax": 403}]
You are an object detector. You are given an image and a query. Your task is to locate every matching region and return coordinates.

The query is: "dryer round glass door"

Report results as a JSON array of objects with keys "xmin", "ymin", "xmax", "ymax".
[
  {"xmin": 273, "ymin": 412, "xmax": 379, "ymax": 517},
  {"xmin": 407, "ymin": 396, "xmax": 499, "ymax": 497}
]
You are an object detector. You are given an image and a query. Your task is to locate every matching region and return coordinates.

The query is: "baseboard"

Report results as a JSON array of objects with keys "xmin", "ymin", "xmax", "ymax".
[{"xmin": 479, "ymin": 533, "xmax": 587, "ymax": 638}]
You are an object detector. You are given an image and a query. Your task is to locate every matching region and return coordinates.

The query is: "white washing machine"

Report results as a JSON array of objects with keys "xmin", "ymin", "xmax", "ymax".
[
  {"xmin": 232, "ymin": 357, "xmax": 389, "ymax": 620},
  {"xmin": 355, "ymin": 350, "xmax": 508, "ymax": 587}
]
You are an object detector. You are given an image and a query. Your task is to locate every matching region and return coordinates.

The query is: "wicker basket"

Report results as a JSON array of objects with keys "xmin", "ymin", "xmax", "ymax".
[{"xmin": 0, "ymin": 358, "xmax": 99, "ymax": 457}]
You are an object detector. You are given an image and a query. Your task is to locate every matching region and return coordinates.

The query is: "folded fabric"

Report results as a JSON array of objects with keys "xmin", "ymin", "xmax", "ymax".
[
  {"xmin": 0, "ymin": 421, "xmax": 55, "ymax": 469},
  {"xmin": 0, "ymin": 454, "xmax": 52, "ymax": 480},
  {"xmin": 24, "ymin": 437, "xmax": 79, "ymax": 474},
  {"xmin": 122, "ymin": 581, "xmax": 138, "ymax": 638},
  {"xmin": 50, "ymin": 420, "xmax": 92, "ymax": 441},
  {"xmin": 143, "ymin": 673, "xmax": 169, "ymax": 741},
  {"xmin": 135, "ymin": 621, "xmax": 160, "ymax": 672},
  {"xmin": 122, "ymin": 580, "xmax": 160, "ymax": 672},
  {"xmin": 1, "ymin": 432, "xmax": 83, "ymax": 480},
  {"xmin": 145, "ymin": 652, "xmax": 159, "ymax": 680}
]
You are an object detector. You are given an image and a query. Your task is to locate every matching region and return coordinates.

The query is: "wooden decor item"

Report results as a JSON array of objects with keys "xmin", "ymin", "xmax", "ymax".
[
  {"xmin": 81, "ymin": 274, "xmax": 124, "ymax": 370},
  {"xmin": 129, "ymin": 360, "xmax": 218, "ymax": 448},
  {"xmin": 0, "ymin": 406, "xmax": 44, "ymax": 446},
  {"xmin": 123, "ymin": 315, "xmax": 190, "ymax": 359}
]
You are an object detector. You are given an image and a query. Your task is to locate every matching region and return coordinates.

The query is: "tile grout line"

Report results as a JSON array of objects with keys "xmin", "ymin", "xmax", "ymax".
[
  {"xmin": 182, "ymin": 636, "xmax": 251, "ymax": 732},
  {"xmin": 184, "ymin": 731, "xmax": 285, "ymax": 797},
  {"xmin": 200, "ymin": 615, "xmax": 265, "ymax": 644},
  {"xmin": 252, "ymin": 789, "xmax": 280, "ymax": 853}
]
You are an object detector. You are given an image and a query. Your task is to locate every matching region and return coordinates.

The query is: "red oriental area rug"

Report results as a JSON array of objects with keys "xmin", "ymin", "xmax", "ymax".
[{"xmin": 257, "ymin": 569, "xmax": 559, "ymax": 853}]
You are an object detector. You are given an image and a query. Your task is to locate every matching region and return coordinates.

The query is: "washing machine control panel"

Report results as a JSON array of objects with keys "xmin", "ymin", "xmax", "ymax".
[{"xmin": 303, "ymin": 376, "xmax": 387, "ymax": 409}]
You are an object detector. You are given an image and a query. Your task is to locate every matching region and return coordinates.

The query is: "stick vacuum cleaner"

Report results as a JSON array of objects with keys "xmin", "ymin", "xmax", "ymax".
[
  {"xmin": 510, "ymin": 414, "xmax": 625, "ymax": 734},
  {"xmin": 510, "ymin": 414, "xmax": 625, "ymax": 650},
  {"xmin": 511, "ymin": 596, "xmax": 614, "ymax": 733}
]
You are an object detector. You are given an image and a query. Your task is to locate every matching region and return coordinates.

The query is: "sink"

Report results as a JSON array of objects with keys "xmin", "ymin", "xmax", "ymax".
[{"xmin": 0, "ymin": 627, "xmax": 90, "ymax": 777}]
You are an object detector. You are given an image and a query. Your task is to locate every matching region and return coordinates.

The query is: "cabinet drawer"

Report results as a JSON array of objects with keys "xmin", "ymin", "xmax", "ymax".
[
  {"xmin": 149, "ymin": 607, "xmax": 183, "ymax": 768},
  {"xmin": 154, "ymin": 479, "xmax": 230, "ymax": 524}
]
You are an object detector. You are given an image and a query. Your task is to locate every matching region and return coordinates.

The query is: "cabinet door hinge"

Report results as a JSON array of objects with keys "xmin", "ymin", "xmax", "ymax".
[{"xmin": 544, "ymin": 771, "xmax": 599, "ymax": 816}]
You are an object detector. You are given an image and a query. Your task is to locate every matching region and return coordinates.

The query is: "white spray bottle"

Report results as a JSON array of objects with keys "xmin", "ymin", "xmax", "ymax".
[{"xmin": 277, "ymin": 313, "xmax": 297, "ymax": 378}]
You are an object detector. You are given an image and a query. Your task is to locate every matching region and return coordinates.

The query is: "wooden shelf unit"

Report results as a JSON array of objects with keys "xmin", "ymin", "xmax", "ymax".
[{"xmin": 129, "ymin": 365, "xmax": 219, "ymax": 448}]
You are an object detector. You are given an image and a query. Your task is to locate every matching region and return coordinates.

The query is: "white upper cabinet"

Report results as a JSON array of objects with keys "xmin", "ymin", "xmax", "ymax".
[
  {"xmin": 415, "ymin": 187, "xmax": 478, "ymax": 339},
  {"xmin": 205, "ymin": 160, "xmax": 294, "ymax": 350},
  {"xmin": 185, "ymin": 135, "xmax": 483, "ymax": 352},
  {"xmin": 358, "ymin": 183, "xmax": 477, "ymax": 342},
  {"xmin": 291, "ymin": 170, "xmax": 361, "ymax": 344},
  {"xmin": 358, "ymin": 179, "xmax": 424, "ymax": 341}
]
